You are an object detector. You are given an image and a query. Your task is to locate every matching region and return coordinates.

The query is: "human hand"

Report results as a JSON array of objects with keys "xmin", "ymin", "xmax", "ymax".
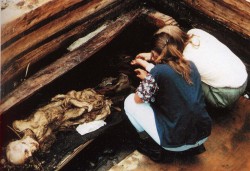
[
  {"xmin": 134, "ymin": 68, "xmax": 148, "ymax": 80},
  {"xmin": 135, "ymin": 52, "xmax": 152, "ymax": 61},
  {"xmin": 131, "ymin": 58, "xmax": 143, "ymax": 65},
  {"xmin": 131, "ymin": 58, "xmax": 149, "ymax": 69}
]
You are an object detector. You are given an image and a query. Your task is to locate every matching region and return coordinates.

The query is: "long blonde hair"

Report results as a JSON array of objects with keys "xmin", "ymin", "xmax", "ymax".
[{"xmin": 152, "ymin": 25, "xmax": 193, "ymax": 84}]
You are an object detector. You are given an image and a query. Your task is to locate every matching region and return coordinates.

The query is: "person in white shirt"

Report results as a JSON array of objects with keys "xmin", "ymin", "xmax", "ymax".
[{"xmin": 137, "ymin": 25, "xmax": 248, "ymax": 108}]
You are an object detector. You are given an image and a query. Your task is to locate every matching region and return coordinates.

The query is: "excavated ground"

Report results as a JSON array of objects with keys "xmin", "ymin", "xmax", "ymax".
[{"xmin": 1, "ymin": 4, "xmax": 250, "ymax": 170}]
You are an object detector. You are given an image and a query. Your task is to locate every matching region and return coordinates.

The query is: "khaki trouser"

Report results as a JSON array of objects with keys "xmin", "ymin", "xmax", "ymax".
[{"xmin": 201, "ymin": 80, "xmax": 247, "ymax": 108}]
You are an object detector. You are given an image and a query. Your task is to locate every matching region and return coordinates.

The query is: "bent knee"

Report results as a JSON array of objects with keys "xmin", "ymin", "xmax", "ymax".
[{"xmin": 124, "ymin": 93, "xmax": 136, "ymax": 111}]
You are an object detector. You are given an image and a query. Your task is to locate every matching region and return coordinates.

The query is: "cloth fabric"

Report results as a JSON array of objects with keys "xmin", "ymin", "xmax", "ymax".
[
  {"xmin": 136, "ymin": 74, "xmax": 159, "ymax": 103},
  {"xmin": 149, "ymin": 62, "xmax": 211, "ymax": 147},
  {"xmin": 125, "ymin": 61, "xmax": 212, "ymax": 149},
  {"xmin": 146, "ymin": 63, "xmax": 155, "ymax": 72},
  {"xmin": 183, "ymin": 29, "xmax": 248, "ymax": 88},
  {"xmin": 124, "ymin": 93, "xmax": 208, "ymax": 152},
  {"xmin": 201, "ymin": 80, "xmax": 248, "ymax": 108},
  {"xmin": 76, "ymin": 120, "xmax": 106, "ymax": 135}
]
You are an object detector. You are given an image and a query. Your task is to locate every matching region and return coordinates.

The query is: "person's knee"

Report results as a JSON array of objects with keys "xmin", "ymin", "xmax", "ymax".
[{"xmin": 124, "ymin": 93, "xmax": 136, "ymax": 113}]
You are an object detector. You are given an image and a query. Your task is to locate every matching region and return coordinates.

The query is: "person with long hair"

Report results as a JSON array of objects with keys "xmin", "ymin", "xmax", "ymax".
[
  {"xmin": 155, "ymin": 25, "xmax": 248, "ymax": 108},
  {"xmin": 124, "ymin": 26, "xmax": 212, "ymax": 161}
]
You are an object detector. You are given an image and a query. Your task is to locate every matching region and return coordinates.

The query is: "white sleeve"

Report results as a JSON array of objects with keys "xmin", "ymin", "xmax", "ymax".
[{"xmin": 146, "ymin": 63, "xmax": 155, "ymax": 72}]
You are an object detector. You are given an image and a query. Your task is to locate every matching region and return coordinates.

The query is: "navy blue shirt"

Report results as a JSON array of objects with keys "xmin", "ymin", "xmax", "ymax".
[{"xmin": 149, "ymin": 62, "xmax": 212, "ymax": 147}]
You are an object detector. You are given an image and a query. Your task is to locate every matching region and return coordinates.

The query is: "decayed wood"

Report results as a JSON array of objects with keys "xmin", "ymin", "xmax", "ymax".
[
  {"xmin": 55, "ymin": 139, "xmax": 94, "ymax": 171},
  {"xmin": 0, "ymin": 8, "xmax": 143, "ymax": 115},
  {"xmin": 182, "ymin": 0, "xmax": 250, "ymax": 38},
  {"xmin": 1, "ymin": 0, "xmax": 133, "ymax": 87},
  {"xmin": 142, "ymin": 10, "xmax": 178, "ymax": 28},
  {"xmin": 1, "ymin": 0, "xmax": 83, "ymax": 45},
  {"xmin": 1, "ymin": 0, "xmax": 117, "ymax": 69}
]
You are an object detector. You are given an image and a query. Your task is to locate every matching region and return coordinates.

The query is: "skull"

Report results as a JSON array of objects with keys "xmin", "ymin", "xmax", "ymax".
[{"xmin": 6, "ymin": 135, "xmax": 39, "ymax": 165}]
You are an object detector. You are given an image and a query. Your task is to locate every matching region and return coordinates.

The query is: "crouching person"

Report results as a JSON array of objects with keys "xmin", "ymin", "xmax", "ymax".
[{"xmin": 124, "ymin": 28, "xmax": 212, "ymax": 162}]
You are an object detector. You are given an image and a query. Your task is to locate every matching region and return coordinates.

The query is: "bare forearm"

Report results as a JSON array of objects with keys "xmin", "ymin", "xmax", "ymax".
[{"xmin": 134, "ymin": 92, "xmax": 143, "ymax": 103}]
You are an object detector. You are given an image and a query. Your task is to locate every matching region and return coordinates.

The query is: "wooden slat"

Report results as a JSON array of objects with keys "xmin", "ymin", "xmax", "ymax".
[
  {"xmin": 0, "ymin": 8, "xmax": 143, "ymax": 115},
  {"xmin": 55, "ymin": 140, "xmax": 94, "ymax": 171},
  {"xmin": 1, "ymin": 0, "xmax": 117, "ymax": 69},
  {"xmin": 182, "ymin": 0, "xmax": 250, "ymax": 38},
  {"xmin": 142, "ymin": 10, "xmax": 178, "ymax": 28},
  {"xmin": 1, "ymin": 0, "xmax": 83, "ymax": 45},
  {"xmin": 1, "ymin": 0, "xmax": 133, "ymax": 86}
]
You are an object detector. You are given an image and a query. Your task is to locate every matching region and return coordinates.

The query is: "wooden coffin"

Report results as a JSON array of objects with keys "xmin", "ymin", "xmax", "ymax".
[{"xmin": 1, "ymin": 0, "xmax": 250, "ymax": 170}]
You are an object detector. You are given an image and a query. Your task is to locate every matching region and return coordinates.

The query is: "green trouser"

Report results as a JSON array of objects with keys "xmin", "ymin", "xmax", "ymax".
[{"xmin": 201, "ymin": 80, "xmax": 247, "ymax": 108}]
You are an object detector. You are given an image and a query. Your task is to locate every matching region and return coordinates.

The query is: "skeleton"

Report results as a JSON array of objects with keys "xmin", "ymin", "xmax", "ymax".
[{"xmin": 6, "ymin": 73, "xmax": 131, "ymax": 165}]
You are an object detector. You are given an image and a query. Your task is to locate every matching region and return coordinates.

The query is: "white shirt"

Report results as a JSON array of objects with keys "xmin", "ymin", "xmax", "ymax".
[{"xmin": 183, "ymin": 29, "xmax": 248, "ymax": 88}]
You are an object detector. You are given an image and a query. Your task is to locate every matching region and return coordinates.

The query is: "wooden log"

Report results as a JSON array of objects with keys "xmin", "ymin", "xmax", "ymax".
[
  {"xmin": 142, "ymin": 9, "xmax": 178, "ymax": 28},
  {"xmin": 1, "ymin": 0, "xmax": 118, "ymax": 69},
  {"xmin": 1, "ymin": 0, "xmax": 83, "ymax": 45},
  {"xmin": 182, "ymin": 0, "xmax": 250, "ymax": 38},
  {"xmin": 55, "ymin": 140, "xmax": 93, "ymax": 171},
  {"xmin": 1, "ymin": 0, "xmax": 134, "ymax": 87},
  {"xmin": 0, "ymin": 8, "xmax": 143, "ymax": 115}
]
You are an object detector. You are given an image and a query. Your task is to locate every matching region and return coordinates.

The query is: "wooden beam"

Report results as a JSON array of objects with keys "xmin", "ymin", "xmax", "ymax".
[
  {"xmin": 1, "ymin": 0, "xmax": 117, "ymax": 69},
  {"xmin": 1, "ymin": 0, "xmax": 83, "ymax": 45},
  {"xmin": 182, "ymin": 0, "xmax": 250, "ymax": 38},
  {"xmin": 1, "ymin": 0, "xmax": 133, "ymax": 87},
  {"xmin": 0, "ymin": 8, "xmax": 143, "ymax": 115},
  {"xmin": 142, "ymin": 9, "xmax": 178, "ymax": 28},
  {"xmin": 55, "ymin": 140, "xmax": 94, "ymax": 171}
]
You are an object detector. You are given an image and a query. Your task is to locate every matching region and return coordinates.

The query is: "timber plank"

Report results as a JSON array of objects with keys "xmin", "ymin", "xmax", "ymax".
[
  {"xmin": 219, "ymin": 0, "xmax": 250, "ymax": 14},
  {"xmin": 182, "ymin": 0, "xmax": 250, "ymax": 38},
  {"xmin": 55, "ymin": 140, "xmax": 94, "ymax": 171},
  {"xmin": 1, "ymin": 0, "xmax": 117, "ymax": 69},
  {"xmin": 1, "ymin": 0, "xmax": 134, "ymax": 87},
  {"xmin": 1, "ymin": 0, "xmax": 83, "ymax": 45},
  {"xmin": 0, "ymin": 8, "xmax": 143, "ymax": 115},
  {"xmin": 142, "ymin": 10, "xmax": 178, "ymax": 28}
]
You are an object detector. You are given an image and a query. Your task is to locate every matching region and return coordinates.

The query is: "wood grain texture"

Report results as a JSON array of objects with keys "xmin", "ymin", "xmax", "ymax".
[
  {"xmin": 142, "ymin": 9, "xmax": 178, "ymax": 27},
  {"xmin": 1, "ymin": 0, "xmax": 83, "ymax": 45},
  {"xmin": 1, "ymin": 0, "xmax": 132, "ymax": 86},
  {"xmin": 1, "ymin": 0, "xmax": 116, "ymax": 68},
  {"xmin": 0, "ymin": 8, "xmax": 142, "ymax": 115},
  {"xmin": 183, "ymin": 0, "xmax": 250, "ymax": 38}
]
